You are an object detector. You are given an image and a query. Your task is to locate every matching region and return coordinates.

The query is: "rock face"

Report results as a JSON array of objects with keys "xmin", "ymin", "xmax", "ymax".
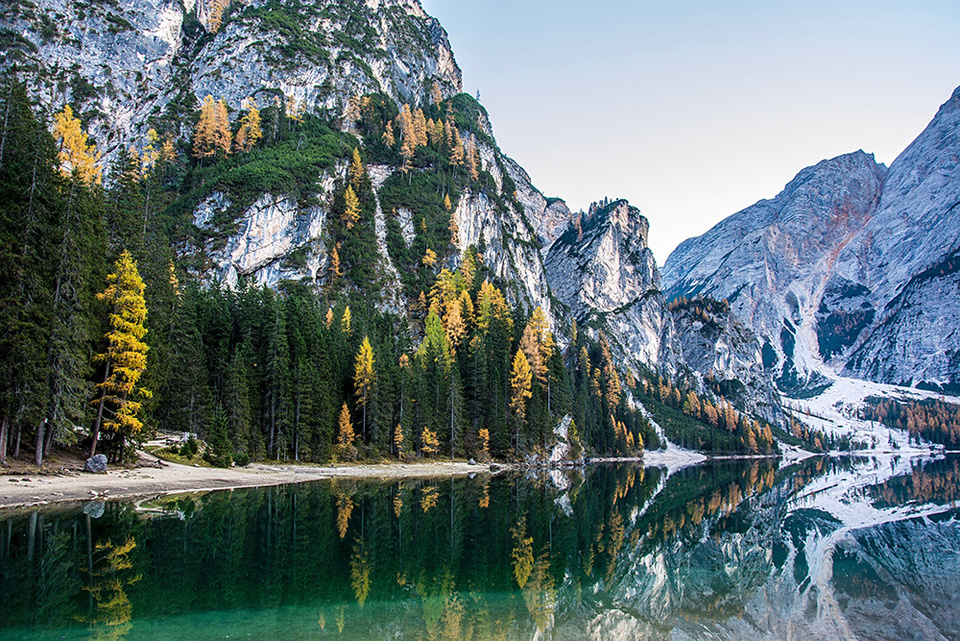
[
  {"xmin": 662, "ymin": 151, "xmax": 888, "ymax": 391},
  {"xmin": 547, "ymin": 199, "xmax": 781, "ymax": 421},
  {"xmin": 2, "ymin": 0, "xmax": 461, "ymax": 155},
  {"xmin": 664, "ymin": 87, "xmax": 960, "ymax": 393},
  {"xmin": 839, "ymin": 86, "xmax": 960, "ymax": 390}
]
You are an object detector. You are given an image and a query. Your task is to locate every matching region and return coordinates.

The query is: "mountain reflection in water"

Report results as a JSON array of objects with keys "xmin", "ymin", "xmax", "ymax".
[{"xmin": 1, "ymin": 455, "xmax": 958, "ymax": 640}]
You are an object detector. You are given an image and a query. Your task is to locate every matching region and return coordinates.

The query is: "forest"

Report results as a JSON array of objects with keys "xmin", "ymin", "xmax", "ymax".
[{"xmin": 0, "ymin": 79, "xmax": 670, "ymax": 468}]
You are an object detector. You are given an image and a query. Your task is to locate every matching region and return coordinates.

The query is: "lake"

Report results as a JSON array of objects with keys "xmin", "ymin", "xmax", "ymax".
[{"xmin": 1, "ymin": 455, "xmax": 959, "ymax": 640}]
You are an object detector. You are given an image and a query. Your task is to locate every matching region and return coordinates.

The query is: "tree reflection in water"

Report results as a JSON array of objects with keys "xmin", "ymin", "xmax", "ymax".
[{"xmin": 0, "ymin": 455, "xmax": 957, "ymax": 640}]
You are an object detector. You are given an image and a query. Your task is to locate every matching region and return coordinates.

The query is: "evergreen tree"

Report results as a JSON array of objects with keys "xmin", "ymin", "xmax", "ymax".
[{"xmin": 0, "ymin": 81, "xmax": 60, "ymax": 465}]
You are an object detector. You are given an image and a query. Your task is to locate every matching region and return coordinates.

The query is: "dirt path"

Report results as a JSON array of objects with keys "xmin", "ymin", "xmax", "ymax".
[{"xmin": 0, "ymin": 458, "xmax": 497, "ymax": 510}]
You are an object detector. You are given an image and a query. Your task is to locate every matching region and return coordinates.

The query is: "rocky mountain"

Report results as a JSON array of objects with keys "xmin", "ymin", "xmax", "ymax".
[
  {"xmin": 546, "ymin": 199, "xmax": 782, "ymax": 423},
  {"xmin": 663, "ymin": 86, "xmax": 960, "ymax": 394},
  {"xmin": 1, "ymin": 0, "xmax": 787, "ymax": 440},
  {"xmin": 1, "ymin": 0, "xmax": 462, "ymax": 151}
]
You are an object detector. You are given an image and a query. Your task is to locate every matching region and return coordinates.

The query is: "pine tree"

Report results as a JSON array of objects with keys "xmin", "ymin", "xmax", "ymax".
[
  {"xmin": 353, "ymin": 336, "xmax": 376, "ymax": 442},
  {"xmin": 0, "ymin": 81, "xmax": 62, "ymax": 466},
  {"xmin": 91, "ymin": 251, "xmax": 151, "ymax": 460}
]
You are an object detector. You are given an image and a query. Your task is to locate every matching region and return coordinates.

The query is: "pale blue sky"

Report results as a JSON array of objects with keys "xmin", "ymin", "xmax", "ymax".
[{"xmin": 421, "ymin": 0, "xmax": 960, "ymax": 262}]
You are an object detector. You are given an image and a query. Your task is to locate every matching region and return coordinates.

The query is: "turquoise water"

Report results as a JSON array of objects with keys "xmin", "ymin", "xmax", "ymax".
[{"xmin": 1, "ymin": 456, "xmax": 958, "ymax": 640}]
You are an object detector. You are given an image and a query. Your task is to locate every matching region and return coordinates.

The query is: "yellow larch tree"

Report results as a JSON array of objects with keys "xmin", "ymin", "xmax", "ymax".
[
  {"xmin": 234, "ymin": 98, "xmax": 262, "ymax": 153},
  {"xmin": 353, "ymin": 336, "xmax": 376, "ymax": 441},
  {"xmin": 52, "ymin": 105, "xmax": 102, "ymax": 185},
  {"xmin": 413, "ymin": 108, "xmax": 428, "ymax": 147},
  {"xmin": 420, "ymin": 427, "xmax": 439, "ymax": 457},
  {"xmin": 343, "ymin": 185, "xmax": 360, "ymax": 229},
  {"xmin": 510, "ymin": 348, "xmax": 533, "ymax": 424},
  {"xmin": 207, "ymin": 0, "xmax": 231, "ymax": 32},
  {"xmin": 344, "ymin": 94, "xmax": 361, "ymax": 128},
  {"xmin": 328, "ymin": 242, "xmax": 343, "ymax": 281},
  {"xmin": 336, "ymin": 403, "xmax": 356, "ymax": 458},
  {"xmin": 193, "ymin": 95, "xmax": 232, "ymax": 160},
  {"xmin": 466, "ymin": 134, "xmax": 479, "ymax": 181},
  {"xmin": 422, "ymin": 248, "xmax": 438, "ymax": 267},
  {"xmin": 449, "ymin": 125, "xmax": 464, "ymax": 166},
  {"xmin": 349, "ymin": 147, "xmax": 365, "ymax": 189},
  {"xmin": 381, "ymin": 122, "xmax": 395, "ymax": 147},
  {"xmin": 90, "ymin": 251, "xmax": 151, "ymax": 459},
  {"xmin": 285, "ymin": 94, "xmax": 305, "ymax": 126},
  {"xmin": 341, "ymin": 306, "xmax": 352, "ymax": 334}
]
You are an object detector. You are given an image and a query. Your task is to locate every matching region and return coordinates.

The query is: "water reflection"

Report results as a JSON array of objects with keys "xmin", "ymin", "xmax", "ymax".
[{"xmin": 0, "ymin": 455, "xmax": 958, "ymax": 640}]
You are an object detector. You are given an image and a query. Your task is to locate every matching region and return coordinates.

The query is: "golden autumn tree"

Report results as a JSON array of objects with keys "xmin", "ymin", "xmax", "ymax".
[
  {"xmin": 52, "ymin": 105, "xmax": 102, "ymax": 185},
  {"xmin": 448, "ymin": 122, "xmax": 464, "ymax": 165},
  {"xmin": 422, "ymin": 248, "xmax": 438, "ymax": 266},
  {"xmin": 328, "ymin": 242, "xmax": 343, "ymax": 281},
  {"xmin": 90, "ymin": 251, "xmax": 151, "ymax": 459},
  {"xmin": 343, "ymin": 185, "xmax": 360, "ymax": 229},
  {"xmin": 353, "ymin": 336, "xmax": 376, "ymax": 441},
  {"xmin": 510, "ymin": 348, "xmax": 533, "ymax": 432},
  {"xmin": 341, "ymin": 306, "xmax": 352, "ymax": 334},
  {"xmin": 207, "ymin": 0, "xmax": 231, "ymax": 32},
  {"xmin": 349, "ymin": 147, "xmax": 365, "ymax": 189},
  {"xmin": 233, "ymin": 98, "xmax": 262, "ymax": 152},
  {"xmin": 335, "ymin": 403, "xmax": 356, "ymax": 461},
  {"xmin": 285, "ymin": 94, "xmax": 305, "ymax": 126},
  {"xmin": 413, "ymin": 107, "xmax": 428, "ymax": 147},
  {"xmin": 466, "ymin": 134, "xmax": 479, "ymax": 181},
  {"xmin": 193, "ymin": 95, "xmax": 231, "ymax": 160}
]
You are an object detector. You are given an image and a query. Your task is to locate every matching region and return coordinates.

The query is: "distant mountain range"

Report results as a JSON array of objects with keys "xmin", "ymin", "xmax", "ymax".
[{"xmin": 663, "ymin": 86, "xmax": 960, "ymax": 396}]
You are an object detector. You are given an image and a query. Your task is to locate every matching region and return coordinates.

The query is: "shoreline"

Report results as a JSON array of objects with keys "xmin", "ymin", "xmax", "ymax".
[
  {"xmin": 0, "ymin": 458, "xmax": 498, "ymax": 511},
  {"xmin": 2, "ymin": 447, "xmax": 951, "ymax": 512}
]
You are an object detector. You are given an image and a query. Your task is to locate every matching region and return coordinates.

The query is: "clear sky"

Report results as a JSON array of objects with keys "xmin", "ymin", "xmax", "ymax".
[{"xmin": 420, "ymin": 0, "xmax": 960, "ymax": 263}]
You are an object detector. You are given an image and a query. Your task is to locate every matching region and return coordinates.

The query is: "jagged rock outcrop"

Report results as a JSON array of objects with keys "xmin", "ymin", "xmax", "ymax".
[
  {"xmin": 546, "ymin": 199, "xmax": 682, "ymax": 370},
  {"xmin": 670, "ymin": 300, "xmax": 782, "ymax": 424},
  {"xmin": 546, "ymin": 199, "xmax": 781, "ymax": 421},
  {"xmin": 663, "ymin": 86, "xmax": 960, "ymax": 393}
]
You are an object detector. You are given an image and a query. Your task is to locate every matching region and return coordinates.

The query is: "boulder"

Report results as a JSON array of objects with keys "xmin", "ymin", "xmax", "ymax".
[{"xmin": 84, "ymin": 454, "xmax": 108, "ymax": 474}]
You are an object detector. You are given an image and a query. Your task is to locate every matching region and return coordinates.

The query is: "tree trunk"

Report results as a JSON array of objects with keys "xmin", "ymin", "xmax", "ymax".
[
  {"xmin": 91, "ymin": 362, "xmax": 111, "ymax": 458},
  {"xmin": 43, "ymin": 420, "xmax": 54, "ymax": 458},
  {"xmin": 33, "ymin": 418, "xmax": 46, "ymax": 466},
  {"xmin": 13, "ymin": 421, "xmax": 21, "ymax": 459},
  {"xmin": 0, "ymin": 417, "xmax": 7, "ymax": 466},
  {"xmin": 0, "ymin": 82, "xmax": 11, "ymax": 174}
]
